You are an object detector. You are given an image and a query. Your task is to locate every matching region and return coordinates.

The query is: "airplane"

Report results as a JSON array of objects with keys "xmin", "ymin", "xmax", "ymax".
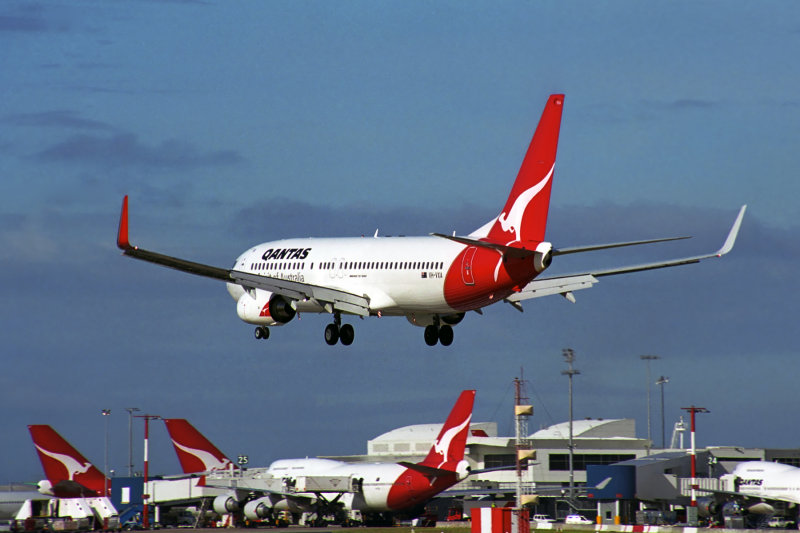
[
  {"xmin": 699, "ymin": 461, "xmax": 800, "ymax": 521},
  {"xmin": 116, "ymin": 94, "xmax": 747, "ymax": 346},
  {"xmin": 28, "ymin": 425, "xmax": 109, "ymax": 498},
  {"xmin": 164, "ymin": 390, "xmax": 475, "ymax": 525}
]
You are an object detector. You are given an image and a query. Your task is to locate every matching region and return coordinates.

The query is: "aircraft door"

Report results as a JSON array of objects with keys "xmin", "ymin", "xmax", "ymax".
[{"xmin": 461, "ymin": 246, "xmax": 477, "ymax": 285}]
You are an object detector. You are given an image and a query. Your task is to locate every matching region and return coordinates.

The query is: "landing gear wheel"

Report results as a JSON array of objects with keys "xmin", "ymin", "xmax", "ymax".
[
  {"xmin": 438, "ymin": 325, "xmax": 453, "ymax": 346},
  {"xmin": 339, "ymin": 324, "xmax": 355, "ymax": 345},
  {"xmin": 254, "ymin": 326, "xmax": 270, "ymax": 340},
  {"xmin": 424, "ymin": 325, "xmax": 439, "ymax": 346},
  {"xmin": 324, "ymin": 323, "xmax": 339, "ymax": 345}
]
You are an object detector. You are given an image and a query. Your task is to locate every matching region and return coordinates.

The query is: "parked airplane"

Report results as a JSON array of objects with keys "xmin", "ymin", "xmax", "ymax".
[
  {"xmin": 116, "ymin": 94, "xmax": 746, "ymax": 346},
  {"xmin": 28, "ymin": 425, "xmax": 109, "ymax": 498},
  {"xmin": 700, "ymin": 461, "xmax": 800, "ymax": 519},
  {"xmin": 166, "ymin": 391, "xmax": 475, "ymax": 525}
]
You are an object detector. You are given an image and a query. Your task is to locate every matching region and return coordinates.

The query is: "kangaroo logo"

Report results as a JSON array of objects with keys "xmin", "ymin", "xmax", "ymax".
[
  {"xmin": 431, "ymin": 414, "xmax": 471, "ymax": 468},
  {"xmin": 497, "ymin": 164, "xmax": 554, "ymax": 243},
  {"xmin": 34, "ymin": 444, "xmax": 92, "ymax": 481},
  {"xmin": 172, "ymin": 440, "xmax": 231, "ymax": 471}
]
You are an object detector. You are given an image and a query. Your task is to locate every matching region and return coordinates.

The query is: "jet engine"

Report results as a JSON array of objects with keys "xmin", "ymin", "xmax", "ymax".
[
  {"xmin": 697, "ymin": 497, "xmax": 720, "ymax": 518},
  {"xmin": 455, "ymin": 459, "xmax": 471, "ymax": 480},
  {"xmin": 243, "ymin": 497, "xmax": 273, "ymax": 520},
  {"xmin": 213, "ymin": 494, "xmax": 240, "ymax": 514},
  {"xmin": 441, "ymin": 313, "xmax": 465, "ymax": 326},
  {"xmin": 236, "ymin": 290, "xmax": 296, "ymax": 326},
  {"xmin": 533, "ymin": 241, "xmax": 553, "ymax": 273}
]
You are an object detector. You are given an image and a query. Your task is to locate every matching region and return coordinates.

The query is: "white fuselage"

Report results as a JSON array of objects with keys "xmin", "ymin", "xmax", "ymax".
[
  {"xmin": 733, "ymin": 462, "xmax": 800, "ymax": 505},
  {"xmin": 227, "ymin": 236, "xmax": 467, "ymax": 315},
  {"xmin": 267, "ymin": 458, "xmax": 406, "ymax": 512}
]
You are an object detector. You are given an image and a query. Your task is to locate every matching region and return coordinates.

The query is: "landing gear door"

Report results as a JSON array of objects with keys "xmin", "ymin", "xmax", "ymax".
[{"xmin": 461, "ymin": 246, "xmax": 477, "ymax": 286}]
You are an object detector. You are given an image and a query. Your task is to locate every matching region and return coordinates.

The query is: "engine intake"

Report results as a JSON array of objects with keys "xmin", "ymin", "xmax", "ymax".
[
  {"xmin": 533, "ymin": 241, "xmax": 553, "ymax": 273},
  {"xmin": 243, "ymin": 497, "xmax": 273, "ymax": 520},
  {"xmin": 213, "ymin": 494, "xmax": 240, "ymax": 514},
  {"xmin": 268, "ymin": 294, "xmax": 296, "ymax": 323},
  {"xmin": 236, "ymin": 290, "xmax": 296, "ymax": 326}
]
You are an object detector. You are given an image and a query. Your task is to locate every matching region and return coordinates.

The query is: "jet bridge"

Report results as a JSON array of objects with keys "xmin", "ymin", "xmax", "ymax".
[{"xmin": 207, "ymin": 470, "xmax": 360, "ymax": 495}]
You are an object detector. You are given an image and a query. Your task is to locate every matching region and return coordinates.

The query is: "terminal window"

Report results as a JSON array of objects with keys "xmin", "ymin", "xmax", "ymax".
[
  {"xmin": 548, "ymin": 453, "xmax": 636, "ymax": 471},
  {"xmin": 485, "ymin": 454, "xmax": 527, "ymax": 469}
]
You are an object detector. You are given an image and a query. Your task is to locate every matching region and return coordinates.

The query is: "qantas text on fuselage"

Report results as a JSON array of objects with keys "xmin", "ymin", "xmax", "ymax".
[{"xmin": 117, "ymin": 94, "xmax": 746, "ymax": 346}]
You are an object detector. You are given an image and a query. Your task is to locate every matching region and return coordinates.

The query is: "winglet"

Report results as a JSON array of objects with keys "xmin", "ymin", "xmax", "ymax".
[
  {"xmin": 715, "ymin": 205, "xmax": 747, "ymax": 257},
  {"xmin": 117, "ymin": 195, "xmax": 133, "ymax": 250}
]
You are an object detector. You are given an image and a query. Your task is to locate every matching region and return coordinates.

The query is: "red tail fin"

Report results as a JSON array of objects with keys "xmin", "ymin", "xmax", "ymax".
[
  {"xmin": 419, "ymin": 390, "xmax": 475, "ymax": 469},
  {"xmin": 28, "ymin": 425, "xmax": 107, "ymax": 497},
  {"xmin": 163, "ymin": 419, "xmax": 235, "ymax": 473},
  {"xmin": 485, "ymin": 94, "xmax": 564, "ymax": 244}
]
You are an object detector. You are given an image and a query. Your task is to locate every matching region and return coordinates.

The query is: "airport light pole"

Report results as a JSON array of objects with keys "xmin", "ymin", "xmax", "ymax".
[
  {"xmin": 640, "ymin": 355, "xmax": 660, "ymax": 451},
  {"xmin": 125, "ymin": 407, "xmax": 140, "ymax": 477},
  {"xmin": 655, "ymin": 376, "xmax": 669, "ymax": 449},
  {"xmin": 102, "ymin": 409, "xmax": 111, "ymax": 497},
  {"xmin": 562, "ymin": 348, "xmax": 580, "ymax": 502},
  {"xmin": 136, "ymin": 414, "xmax": 161, "ymax": 529}
]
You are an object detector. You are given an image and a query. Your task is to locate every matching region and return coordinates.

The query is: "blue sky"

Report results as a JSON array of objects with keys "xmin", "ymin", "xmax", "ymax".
[{"xmin": 1, "ymin": 1, "xmax": 798, "ymax": 483}]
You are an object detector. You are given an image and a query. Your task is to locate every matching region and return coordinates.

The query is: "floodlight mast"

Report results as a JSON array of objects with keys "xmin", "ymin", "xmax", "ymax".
[
  {"xmin": 640, "ymin": 355, "xmax": 660, "ymax": 451},
  {"xmin": 561, "ymin": 348, "xmax": 580, "ymax": 502},
  {"xmin": 125, "ymin": 407, "xmax": 140, "ymax": 477},
  {"xmin": 655, "ymin": 377, "xmax": 669, "ymax": 449}
]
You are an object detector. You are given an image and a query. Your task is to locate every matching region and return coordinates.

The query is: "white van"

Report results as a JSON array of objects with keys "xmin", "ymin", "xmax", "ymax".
[{"xmin": 564, "ymin": 514, "xmax": 593, "ymax": 525}]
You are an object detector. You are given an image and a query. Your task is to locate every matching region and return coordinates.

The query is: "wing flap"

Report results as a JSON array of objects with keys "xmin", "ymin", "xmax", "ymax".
[
  {"xmin": 230, "ymin": 271, "xmax": 370, "ymax": 317},
  {"xmin": 506, "ymin": 275, "xmax": 598, "ymax": 303}
]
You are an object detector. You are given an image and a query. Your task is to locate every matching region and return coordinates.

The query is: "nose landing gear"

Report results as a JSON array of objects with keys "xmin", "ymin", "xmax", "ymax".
[{"xmin": 254, "ymin": 326, "xmax": 270, "ymax": 340}]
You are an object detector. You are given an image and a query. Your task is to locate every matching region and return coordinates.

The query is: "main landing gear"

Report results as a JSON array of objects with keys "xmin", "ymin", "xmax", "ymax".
[
  {"xmin": 325, "ymin": 313, "xmax": 354, "ymax": 346},
  {"xmin": 254, "ymin": 326, "xmax": 270, "ymax": 340},
  {"xmin": 424, "ymin": 324, "xmax": 453, "ymax": 346}
]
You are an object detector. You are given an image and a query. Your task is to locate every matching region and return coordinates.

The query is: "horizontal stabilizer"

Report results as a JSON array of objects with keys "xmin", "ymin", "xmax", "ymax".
[
  {"xmin": 430, "ymin": 233, "xmax": 536, "ymax": 258},
  {"xmin": 397, "ymin": 461, "xmax": 458, "ymax": 477}
]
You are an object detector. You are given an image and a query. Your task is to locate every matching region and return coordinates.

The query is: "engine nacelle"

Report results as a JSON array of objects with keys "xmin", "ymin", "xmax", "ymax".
[
  {"xmin": 236, "ymin": 290, "xmax": 296, "ymax": 326},
  {"xmin": 441, "ymin": 313, "xmax": 465, "ymax": 326},
  {"xmin": 455, "ymin": 459, "xmax": 471, "ymax": 480},
  {"xmin": 213, "ymin": 494, "xmax": 240, "ymax": 514},
  {"xmin": 243, "ymin": 497, "xmax": 273, "ymax": 520},
  {"xmin": 697, "ymin": 497, "xmax": 720, "ymax": 518},
  {"xmin": 533, "ymin": 241, "xmax": 553, "ymax": 273}
]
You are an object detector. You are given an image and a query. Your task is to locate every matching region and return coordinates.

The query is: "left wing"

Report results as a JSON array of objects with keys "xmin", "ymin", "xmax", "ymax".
[
  {"xmin": 116, "ymin": 196, "xmax": 370, "ymax": 316},
  {"xmin": 506, "ymin": 205, "xmax": 746, "ymax": 306}
]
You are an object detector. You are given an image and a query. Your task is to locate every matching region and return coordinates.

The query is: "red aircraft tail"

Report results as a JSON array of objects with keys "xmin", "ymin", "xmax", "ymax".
[
  {"xmin": 483, "ymin": 94, "xmax": 564, "ymax": 245},
  {"xmin": 162, "ymin": 418, "xmax": 235, "ymax": 474},
  {"xmin": 418, "ymin": 390, "xmax": 475, "ymax": 470},
  {"xmin": 28, "ymin": 425, "xmax": 108, "ymax": 497}
]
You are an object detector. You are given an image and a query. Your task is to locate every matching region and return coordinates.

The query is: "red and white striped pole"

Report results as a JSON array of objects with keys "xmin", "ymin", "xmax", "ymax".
[
  {"xmin": 136, "ymin": 415, "xmax": 160, "ymax": 529},
  {"xmin": 681, "ymin": 406, "xmax": 709, "ymax": 508}
]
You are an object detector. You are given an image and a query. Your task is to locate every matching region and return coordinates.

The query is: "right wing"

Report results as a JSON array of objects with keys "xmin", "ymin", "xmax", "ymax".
[
  {"xmin": 506, "ymin": 205, "xmax": 746, "ymax": 306},
  {"xmin": 116, "ymin": 196, "xmax": 370, "ymax": 316}
]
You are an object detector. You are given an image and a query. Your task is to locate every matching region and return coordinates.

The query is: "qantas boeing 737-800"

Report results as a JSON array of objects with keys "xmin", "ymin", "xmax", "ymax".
[{"xmin": 117, "ymin": 94, "xmax": 746, "ymax": 346}]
